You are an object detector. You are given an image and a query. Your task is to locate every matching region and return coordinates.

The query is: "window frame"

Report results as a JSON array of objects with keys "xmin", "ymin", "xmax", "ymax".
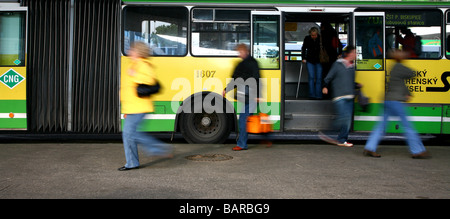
[
  {"xmin": 121, "ymin": 5, "xmax": 189, "ymax": 57},
  {"xmin": 190, "ymin": 7, "xmax": 276, "ymax": 58},
  {"xmin": 353, "ymin": 12, "xmax": 386, "ymax": 71},
  {"xmin": 251, "ymin": 11, "xmax": 281, "ymax": 70},
  {"xmin": 445, "ymin": 9, "xmax": 450, "ymax": 59},
  {"xmin": 190, "ymin": 7, "xmax": 253, "ymax": 57},
  {"xmin": 384, "ymin": 9, "xmax": 444, "ymax": 60}
]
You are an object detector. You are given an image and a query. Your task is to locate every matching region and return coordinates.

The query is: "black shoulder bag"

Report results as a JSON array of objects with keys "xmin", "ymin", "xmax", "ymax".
[{"xmin": 137, "ymin": 81, "xmax": 161, "ymax": 97}]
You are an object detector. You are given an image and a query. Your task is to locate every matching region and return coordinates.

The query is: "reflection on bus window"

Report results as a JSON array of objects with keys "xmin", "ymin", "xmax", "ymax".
[
  {"xmin": 386, "ymin": 10, "xmax": 442, "ymax": 59},
  {"xmin": 123, "ymin": 6, "xmax": 188, "ymax": 56},
  {"xmin": 0, "ymin": 11, "xmax": 26, "ymax": 66},
  {"xmin": 355, "ymin": 15, "xmax": 384, "ymax": 70},
  {"xmin": 191, "ymin": 9, "xmax": 251, "ymax": 56},
  {"xmin": 446, "ymin": 11, "xmax": 450, "ymax": 58},
  {"xmin": 253, "ymin": 14, "xmax": 280, "ymax": 69},
  {"xmin": 447, "ymin": 24, "xmax": 450, "ymax": 57}
]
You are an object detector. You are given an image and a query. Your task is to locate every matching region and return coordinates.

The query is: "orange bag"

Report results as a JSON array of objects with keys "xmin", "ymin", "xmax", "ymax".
[{"xmin": 247, "ymin": 113, "xmax": 273, "ymax": 134}]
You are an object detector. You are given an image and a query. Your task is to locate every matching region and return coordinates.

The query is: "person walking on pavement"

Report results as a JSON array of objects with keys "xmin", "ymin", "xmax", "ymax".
[
  {"xmin": 320, "ymin": 45, "xmax": 359, "ymax": 147},
  {"xmin": 223, "ymin": 44, "xmax": 260, "ymax": 151},
  {"xmin": 119, "ymin": 42, "xmax": 172, "ymax": 171},
  {"xmin": 364, "ymin": 50, "xmax": 430, "ymax": 159}
]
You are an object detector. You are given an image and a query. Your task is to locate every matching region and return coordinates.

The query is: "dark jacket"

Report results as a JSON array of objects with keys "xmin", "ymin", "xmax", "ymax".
[
  {"xmin": 385, "ymin": 63, "xmax": 413, "ymax": 102},
  {"xmin": 323, "ymin": 59, "xmax": 356, "ymax": 100},
  {"xmin": 231, "ymin": 55, "xmax": 260, "ymax": 81},
  {"xmin": 225, "ymin": 55, "xmax": 261, "ymax": 98},
  {"xmin": 301, "ymin": 35, "xmax": 321, "ymax": 64}
]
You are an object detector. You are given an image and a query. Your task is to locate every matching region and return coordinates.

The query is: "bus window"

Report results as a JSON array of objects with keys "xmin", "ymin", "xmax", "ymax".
[
  {"xmin": 0, "ymin": 11, "xmax": 26, "ymax": 66},
  {"xmin": 354, "ymin": 14, "xmax": 384, "ymax": 71},
  {"xmin": 191, "ymin": 9, "xmax": 251, "ymax": 56},
  {"xmin": 385, "ymin": 9, "xmax": 442, "ymax": 59},
  {"xmin": 252, "ymin": 13, "xmax": 280, "ymax": 69},
  {"xmin": 446, "ymin": 10, "xmax": 450, "ymax": 58},
  {"xmin": 123, "ymin": 6, "xmax": 188, "ymax": 56}
]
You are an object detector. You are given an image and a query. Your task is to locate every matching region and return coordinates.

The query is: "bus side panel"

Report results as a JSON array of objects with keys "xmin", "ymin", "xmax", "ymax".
[
  {"xmin": 354, "ymin": 59, "xmax": 450, "ymax": 134},
  {"xmin": 0, "ymin": 67, "xmax": 27, "ymax": 130},
  {"xmin": 353, "ymin": 70, "xmax": 385, "ymax": 132},
  {"xmin": 390, "ymin": 59, "xmax": 448, "ymax": 134},
  {"xmin": 120, "ymin": 56, "xmax": 281, "ymax": 132},
  {"xmin": 443, "ymin": 105, "xmax": 450, "ymax": 134},
  {"xmin": 400, "ymin": 60, "xmax": 450, "ymax": 105},
  {"xmin": 385, "ymin": 105, "xmax": 442, "ymax": 134}
]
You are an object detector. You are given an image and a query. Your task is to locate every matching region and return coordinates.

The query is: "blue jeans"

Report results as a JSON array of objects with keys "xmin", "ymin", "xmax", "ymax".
[
  {"xmin": 365, "ymin": 101, "xmax": 426, "ymax": 155},
  {"xmin": 237, "ymin": 99, "xmax": 257, "ymax": 149},
  {"xmin": 122, "ymin": 113, "xmax": 171, "ymax": 168},
  {"xmin": 333, "ymin": 98, "xmax": 354, "ymax": 143},
  {"xmin": 306, "ymin": 62, "xmax": 323, "ymax": 99}
]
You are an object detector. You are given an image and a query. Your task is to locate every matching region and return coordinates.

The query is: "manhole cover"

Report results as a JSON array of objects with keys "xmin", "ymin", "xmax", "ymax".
[{"xmin": 185, "ymin": 154, "xmax": 233, "ymax": 161}]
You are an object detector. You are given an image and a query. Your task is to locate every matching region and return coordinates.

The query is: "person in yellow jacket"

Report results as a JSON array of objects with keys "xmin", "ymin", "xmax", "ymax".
[{"xmin": 118, "ymin": 42, "xmax": 172, "ymax": 171}]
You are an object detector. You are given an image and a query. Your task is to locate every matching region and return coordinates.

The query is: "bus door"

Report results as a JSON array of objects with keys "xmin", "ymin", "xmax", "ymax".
[
  {"xmin": 0, "ymin": 7, "xmax": 27, "ymax": 130},
  {"xmin": 352, "ymin": 12, "xmax": 386, "ymax": 132},
  {"xmin": 251, "ymin": 11, "xmax": 282, "ymax": 130}
]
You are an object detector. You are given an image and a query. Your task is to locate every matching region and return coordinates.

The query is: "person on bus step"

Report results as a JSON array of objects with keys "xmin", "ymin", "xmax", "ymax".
[
  {"xmin": 320, "ymin": 22, "xmax": 343, "ymax": 81},
  {"xmin": 223, "ymin": 44, "xmax": 260, "ymax": 151},
  {"xmin": 364, "ymin": 50, "xmax": 431, "ymax": 159},
  {"xmin": 118, "ymin": 42, "xmax": 172, "ymax": 171},
  {"xmin": 302, "ymin": 27, "xmax": 323, "ymax": 99},
  {"xmin": 320, "ymin": 45, "xmax": 359, "ymax": 147}
]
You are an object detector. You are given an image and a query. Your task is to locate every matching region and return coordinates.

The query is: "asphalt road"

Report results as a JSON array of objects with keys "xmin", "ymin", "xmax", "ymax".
[{"xmin": 1, "ymin": 139, "xmax": 449, "ymax": 199}]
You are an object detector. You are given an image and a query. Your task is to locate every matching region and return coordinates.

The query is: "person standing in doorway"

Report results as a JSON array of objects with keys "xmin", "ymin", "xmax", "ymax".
[
  {"xmin": 364, "ymin": 50, "xmax": 430, "ymax": 159},
  {"xmin": 223, "ymin": 44, "xmax": 260, "ymax": 151},
  {"xmin": 320, "ymin": 45, "xmax": 358, "ymax": 147},
  {"xmin": 320, "ymin": 22, "xmax": 342, "ymax": 80},
  {"xmin": 119, "ymin": 42, "xmax": 172, "ymax": 171},
  {"xmin": 302, "ymin": 27, "xmax": 323, "ymax": 99}
]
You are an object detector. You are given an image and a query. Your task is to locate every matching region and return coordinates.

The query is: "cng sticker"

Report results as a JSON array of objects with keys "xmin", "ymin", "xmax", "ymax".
[{"xmin": 0, "ymin": 68, "xmax": 25, "ymax": 89}]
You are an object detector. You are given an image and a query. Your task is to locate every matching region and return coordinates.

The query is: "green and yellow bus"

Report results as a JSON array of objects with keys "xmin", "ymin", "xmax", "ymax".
[{"xmin": 1, "ymin": 0, "xmax": 450, "ymax": 143}]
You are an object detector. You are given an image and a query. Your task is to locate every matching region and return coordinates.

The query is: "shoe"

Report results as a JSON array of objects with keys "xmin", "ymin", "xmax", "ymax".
[
  {"xmin": 260, "ymin": 140, "xmax": 272, "ymax": 148},
  {"xmin": 363, "ymin": 150, "xmax": 381, "ymax": 158},
  {"xmin": 337, "ymin": 141, "xmax": 353, "ymax": 147},
  {"xmin": 118, "ymin": 166, "xmax": 139, "ymax": 171},
  {"xmin": 412, "ymin": 151, "xmax": 431, "ymax": 159},
  {"xmin": 232, "ymin": 146, "xmax": 247, "ymax": 151},
  {"xmin": 318, "ymin": 131, "xmax": 339, "ymax": 145}
]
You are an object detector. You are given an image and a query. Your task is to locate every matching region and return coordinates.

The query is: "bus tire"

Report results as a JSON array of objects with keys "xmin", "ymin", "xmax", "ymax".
[{"xmin": 180, "ymin": 111, "xmax": 233, "ymax": 144}]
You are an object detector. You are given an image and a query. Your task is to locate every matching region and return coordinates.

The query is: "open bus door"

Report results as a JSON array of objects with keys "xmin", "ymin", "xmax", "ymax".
[{"xmin": 352, "ymin": 12, "xmax": 386, "ymax": 132}]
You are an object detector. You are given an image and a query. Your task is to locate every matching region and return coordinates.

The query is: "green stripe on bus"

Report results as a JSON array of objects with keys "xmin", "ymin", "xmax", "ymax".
[
  {"xmin": 353, "ymin": 103, "xmax": 444, "ymax": 134},
  {"xmin": 121, "ymin": 101, "xmax": 281, "ymax": 132},
  {"xmin": 0, "ymin": 100, "xmax": 27, "ymax": 129},
  {"xmin": 0, "ymin": 100, "xmax": 27, "ymax": 113},
  {"xmin": 0, "ymin": 118, "xmax": 27, "ymax": 129}
]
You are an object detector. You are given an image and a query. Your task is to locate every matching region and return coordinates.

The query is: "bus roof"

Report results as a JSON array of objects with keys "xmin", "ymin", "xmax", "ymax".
[{"xmin": 121, "ymin": 0, "xmax": 450, "ymax": 6}]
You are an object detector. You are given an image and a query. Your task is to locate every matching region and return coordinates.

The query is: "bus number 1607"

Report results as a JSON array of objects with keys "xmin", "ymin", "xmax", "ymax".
[{"xmin": 195, "ymin": 70, "xmax": 216, "ymax": 78}]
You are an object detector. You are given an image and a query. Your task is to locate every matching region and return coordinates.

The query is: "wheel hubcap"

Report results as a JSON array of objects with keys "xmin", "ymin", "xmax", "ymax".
[{"xmin": 201, "ymin": 116, "xmax": 211, "ymax": 127}]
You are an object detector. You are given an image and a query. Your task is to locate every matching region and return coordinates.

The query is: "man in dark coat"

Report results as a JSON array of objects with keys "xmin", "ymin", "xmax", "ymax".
[{"xmin": 223, "ymin": 44, "xmax": 260, "ymax": 151}]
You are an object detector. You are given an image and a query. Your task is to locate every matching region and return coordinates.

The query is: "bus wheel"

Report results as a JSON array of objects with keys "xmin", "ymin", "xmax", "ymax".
[{"xmin": 180, "ymin": 111, "xmax": 232, "ymax": 144}]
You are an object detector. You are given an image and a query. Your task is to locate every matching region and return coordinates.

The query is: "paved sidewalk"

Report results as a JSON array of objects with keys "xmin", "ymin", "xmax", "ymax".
[{"xmin": 0, "ymin": 142, "xmax": 449, "ymax": 199}]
